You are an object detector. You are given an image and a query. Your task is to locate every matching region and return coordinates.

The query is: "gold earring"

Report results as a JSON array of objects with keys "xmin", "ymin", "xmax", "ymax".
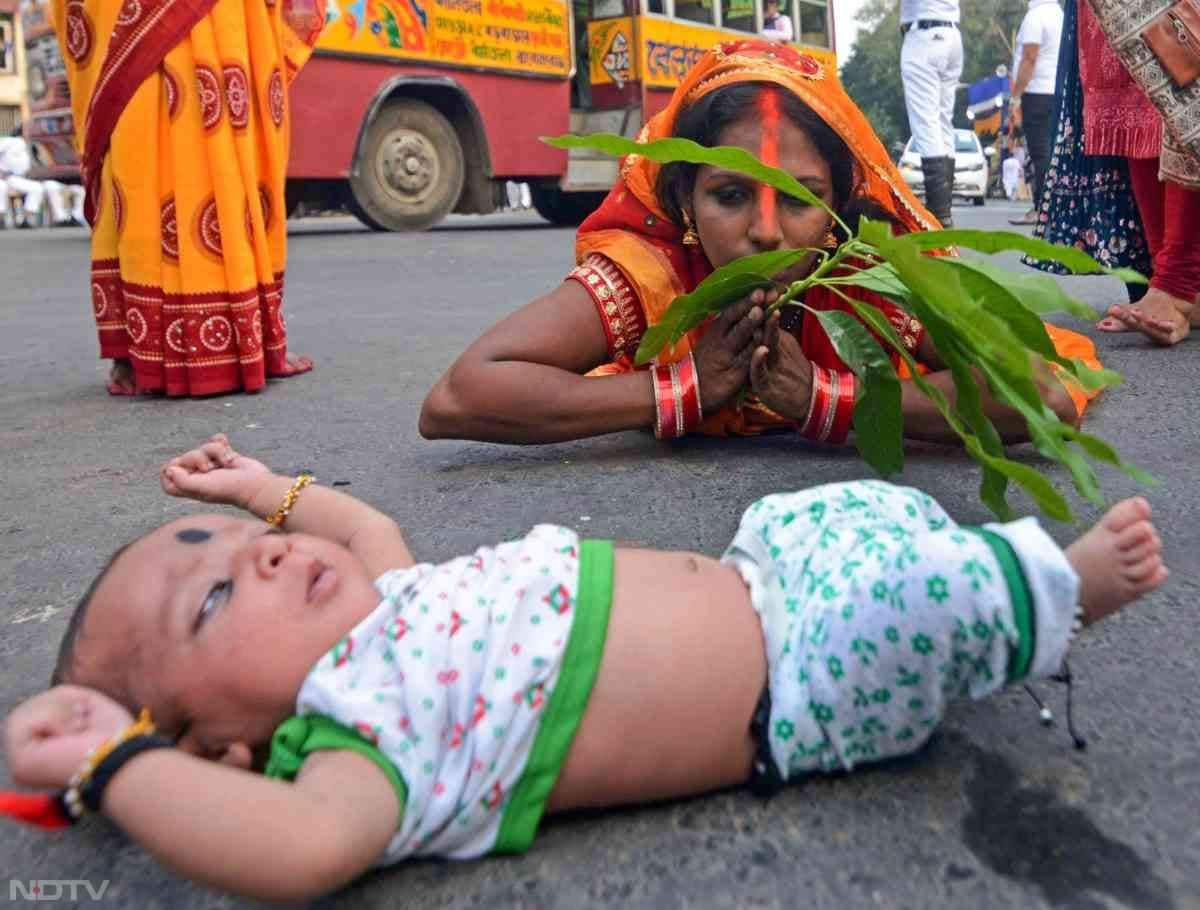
[
  {"xmin": 682, "ymin": 211, "xmax": 700, "ymax": 246},
  {"xmin": 823, "ymin": 228, "xmax": 839, "ymax": 249}
]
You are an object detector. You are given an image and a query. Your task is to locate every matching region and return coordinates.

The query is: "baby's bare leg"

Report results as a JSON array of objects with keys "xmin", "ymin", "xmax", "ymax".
[{"xmin": 549, "ymin": 549, "xmax": 765, "ymax": 812}]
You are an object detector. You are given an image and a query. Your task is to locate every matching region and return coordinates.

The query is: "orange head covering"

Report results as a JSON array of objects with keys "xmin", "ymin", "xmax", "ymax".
[{"xmin": 611, "ymin": 39, "xmax": 937, "ymax": 238}]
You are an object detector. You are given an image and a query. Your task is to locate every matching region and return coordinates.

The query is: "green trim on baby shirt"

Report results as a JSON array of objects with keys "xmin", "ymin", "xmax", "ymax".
[
  {"xmin": 264, "ymin": 714, "xmax": 408, "ymax": 824},
  {"xmin": 965, "ymin": 527, "xmax": 1035, "ymax": 683},
  {"xmin": 492, "ymin": 538, "xmax": 615, "ymax": 854}
]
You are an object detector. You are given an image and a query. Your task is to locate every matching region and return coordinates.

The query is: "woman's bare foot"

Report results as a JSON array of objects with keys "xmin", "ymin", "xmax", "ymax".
[
  {"xmin": 1064, "ymin": 497, "xmax": 1168, "ymax": 627},
  {"xmin": 105, "ymin": 359, "xmax": 136, "ymax": 396},
  {"xmin": 1097, "ymin": 290, "xmax": 1199, "ymax": 345},
  {"xmin": 270, "ymin": 352, "xmax": 314, "ymax": 378},
  {"xmin": 1096, "ymin": 304, "xmax": 1138, "ymax": 333}
]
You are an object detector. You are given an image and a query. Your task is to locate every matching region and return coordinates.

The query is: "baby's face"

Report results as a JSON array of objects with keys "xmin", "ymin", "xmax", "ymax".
[{"xmin": 78, "ymin": 514, "xmax": 380, "ymax": 760}]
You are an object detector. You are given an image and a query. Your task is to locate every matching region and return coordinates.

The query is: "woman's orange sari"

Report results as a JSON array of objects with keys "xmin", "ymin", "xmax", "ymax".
[
  {"xmin": 573, "ymin": 40, "xmax": 1101, "ymax": 435},
  {"xmin": 54, "ymin": 0, "xmax": 324, "ymax": 395}
]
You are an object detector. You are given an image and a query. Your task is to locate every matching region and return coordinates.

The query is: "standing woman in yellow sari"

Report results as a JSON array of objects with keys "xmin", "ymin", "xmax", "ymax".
[{"xmin": 54, "ymin": 0, "xmax": 322, "ymax": 395}]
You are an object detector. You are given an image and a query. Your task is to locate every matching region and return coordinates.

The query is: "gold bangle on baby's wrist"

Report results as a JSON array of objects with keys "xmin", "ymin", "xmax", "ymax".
[{"xmin": 265, "ymin": 474, "xmax": 314, "ymax": 528}]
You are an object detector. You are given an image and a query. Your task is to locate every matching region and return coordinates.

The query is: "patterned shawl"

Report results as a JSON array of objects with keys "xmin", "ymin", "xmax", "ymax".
[{"xmin": 1083, "ymin": 0, "xmax": 1200, "ymax": 187}]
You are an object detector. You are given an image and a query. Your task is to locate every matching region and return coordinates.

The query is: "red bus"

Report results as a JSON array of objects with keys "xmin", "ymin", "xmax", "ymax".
[
  {"xmin": 288, "ymin": 0, "xmax": 836, "ymax": 229},
  {"xmin": 19, "ymin": 0, "xmax": 78, "ymax": 180},
  {"xmin": 16, "ymin": 0, "xmax": 837, "ymax": 227}
]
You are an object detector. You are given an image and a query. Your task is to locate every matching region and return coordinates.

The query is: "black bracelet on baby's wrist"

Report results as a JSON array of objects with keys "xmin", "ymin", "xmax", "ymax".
[{"xmin": 75, "ymin": 734, "xmax": 174, "ymax": 815}]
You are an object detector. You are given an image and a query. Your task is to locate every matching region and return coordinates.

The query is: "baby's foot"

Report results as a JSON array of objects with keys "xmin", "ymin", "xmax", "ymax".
[{"xmin": 1064, "ymin": 498, "xmax": 1168, "ymax": 627}]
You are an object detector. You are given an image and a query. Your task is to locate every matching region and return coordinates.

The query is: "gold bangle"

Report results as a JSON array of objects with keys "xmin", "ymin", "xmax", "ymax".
[{"xmin": 265, "ymin": 474, "xmax": 314, "ymax": 528}]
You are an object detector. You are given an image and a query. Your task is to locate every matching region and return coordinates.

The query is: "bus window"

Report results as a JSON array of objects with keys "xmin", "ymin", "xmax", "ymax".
[
  {"xmin": 645, "ymin": 0, "xmax": 663, "ymax": 13},
  {"xmin": 798, "ymin": 0, "xmax": 829, "ymax": 47},
  {"xmin": 674, "ymin": 0, "xmax": 714, "ymax": 26},
  {"xmin": 721, "ymin": 0, "xmax": 755, "ymax": 33}
]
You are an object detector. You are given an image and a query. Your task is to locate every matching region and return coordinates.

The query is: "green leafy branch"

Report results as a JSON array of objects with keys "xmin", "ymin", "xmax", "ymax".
[{"xmin": 545, "ymin": 132, "xmax": 1153, "ymax": 522}]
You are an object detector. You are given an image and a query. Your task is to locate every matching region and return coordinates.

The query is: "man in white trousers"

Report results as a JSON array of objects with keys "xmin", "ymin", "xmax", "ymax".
[
  {"xmin": 0, "ymin": 128, "xmax": 46, "ymax": 229},
  {"xmin": 900, "ymin": 0, "xmax": 962, "ymax": 227}
]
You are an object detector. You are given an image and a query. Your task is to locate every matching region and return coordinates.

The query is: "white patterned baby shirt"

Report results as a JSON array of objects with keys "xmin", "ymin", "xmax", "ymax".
[{"xmin": 264, "ymin": 526, "xmax": 613, "ymax": 864}]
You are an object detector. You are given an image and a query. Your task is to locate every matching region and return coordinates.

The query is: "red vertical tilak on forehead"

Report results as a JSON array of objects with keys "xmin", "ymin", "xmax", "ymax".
[{"xmin": 757, "ymin": 90, "xmax": 781, "ymax": 237}]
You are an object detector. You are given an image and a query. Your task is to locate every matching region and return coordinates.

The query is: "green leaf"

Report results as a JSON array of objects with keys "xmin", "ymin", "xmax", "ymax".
[
  {"xmin": 974, "ymin": 358, "xmax": 1104, "ymax": 510},
  {"xmin": 966, "ymin": 445, "xmax": 1074, "ymax": 522},
  {"xmin": 811, "ymin": 309, "xmax": 904, "ymax": 476},
  {"xmin": 633, "ymin": 249, "xmax": 823, "ymax": 364},
  {"xmin": 829, "ymin": 262, "xmax": 914, "ymax": 306},
  {"xmin": 894, "ymin": 228, "xmax": 1149, "ymax": 282},
  {"xmin": 840, "ymin": 296, "xmax": 1021, "ymax": 520},
  {"xmin": 940, "ymin": 257, "xmax": 1096, "ymax": 320},
  {"xmin": 704, "ymin": 248, "xmax": 817, "ymax": 288},
  {"xmin": 634, "ymin": 273, "xmax": 768, "ymax": 364},
  {"xmin": 544, "ymin": 133, "xmax": 836, "ymax": 221},
  {"xmin": 1064, "ymin": 429, "xmax": 1158, "ymax": 487}
]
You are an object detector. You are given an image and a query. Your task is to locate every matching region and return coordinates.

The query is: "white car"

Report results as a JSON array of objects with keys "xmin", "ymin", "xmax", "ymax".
[{"xmin": 897, "ymin": 130, "xmax": 989, "ymax": 206}]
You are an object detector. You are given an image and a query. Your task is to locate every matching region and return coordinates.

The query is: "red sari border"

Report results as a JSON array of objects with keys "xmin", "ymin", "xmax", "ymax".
[{"xmin": 91, "ymin": 257, "xmax": 289, "ymax": 396}]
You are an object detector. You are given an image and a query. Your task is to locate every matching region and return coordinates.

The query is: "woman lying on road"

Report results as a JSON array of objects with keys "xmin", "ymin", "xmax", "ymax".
[{"xmin": 421, "ymin": 41, "xmax": 1102, "ymax": 448}]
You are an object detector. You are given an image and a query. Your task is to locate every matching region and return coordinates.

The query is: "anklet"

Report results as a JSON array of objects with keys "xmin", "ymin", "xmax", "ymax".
[
  {"xmin": 266, "ymin": 474, "xmax": 314, "ymax": 528},
  {"xmin": 1021, "ymin": 604, "xmax": 1088, "ymax": 750}
]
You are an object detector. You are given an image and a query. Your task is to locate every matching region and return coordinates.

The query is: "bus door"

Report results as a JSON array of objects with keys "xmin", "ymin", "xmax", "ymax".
[{"xmin": 560, "ymin": 0, "xmax": 640, "ymax": 194}]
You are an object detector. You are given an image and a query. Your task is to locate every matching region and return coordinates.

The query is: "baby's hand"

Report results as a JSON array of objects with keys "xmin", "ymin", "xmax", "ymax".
[
  {"xmin": 4, "ymin": 686, "xmax": 135, "ymax": 789},
  {"xmin": 160, "ymin": 433, "xmax": 274, "ymax": 509}
]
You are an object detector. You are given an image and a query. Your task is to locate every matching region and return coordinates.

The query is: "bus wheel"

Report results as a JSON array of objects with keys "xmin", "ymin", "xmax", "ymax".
[
  {"xmin": 348, "ymin": 99, "xmax": 465, "ymax": 232},
  {"xmin": 529, "ymin": 186, "xmax": 607, "ymax": 226}
]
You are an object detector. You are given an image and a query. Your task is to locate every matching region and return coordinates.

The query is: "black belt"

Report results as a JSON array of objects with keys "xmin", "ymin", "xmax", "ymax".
[{"xmin": 901, "ymin": 19, "xmax": 958, "ymax": 34}]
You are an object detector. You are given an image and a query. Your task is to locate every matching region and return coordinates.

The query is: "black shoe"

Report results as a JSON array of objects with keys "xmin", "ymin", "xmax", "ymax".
[
  {"xmin": 921, "ymin": 156, "xmax": 954, "ymax": 228},
  {"xmin": 16, "ymin": 220, "xmax": 34, "ymax": 230}
]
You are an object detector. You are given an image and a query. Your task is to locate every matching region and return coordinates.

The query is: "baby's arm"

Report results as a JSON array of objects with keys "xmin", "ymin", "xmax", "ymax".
[
  {"xmin": 103, "ymin": 748, "xmax": 398, "ymax": 900},
  {"xmin": 161, "ymin": 434, "xmax": 414, "ymax": 575},
  {"xmin": 5, "ymin": 686, "xmax": 399, "ymax": 901}
]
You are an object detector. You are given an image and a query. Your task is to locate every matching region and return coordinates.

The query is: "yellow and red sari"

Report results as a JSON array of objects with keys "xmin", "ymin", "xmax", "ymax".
[
  {"xmin": 54, "ymin": 0, "xmax": 323, "ymax": 395},
  {"xmin": 569, "ymin": 40, "xmax": 1101, "ymax": 436}
]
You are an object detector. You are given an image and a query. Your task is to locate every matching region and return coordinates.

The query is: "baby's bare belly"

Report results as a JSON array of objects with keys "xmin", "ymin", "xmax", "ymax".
[{"xmin": 548, "ymin": 548, "xmax": 766, "ymax": 812}]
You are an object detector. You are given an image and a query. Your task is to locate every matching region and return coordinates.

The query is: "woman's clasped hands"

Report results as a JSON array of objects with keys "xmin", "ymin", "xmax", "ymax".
[{"xmin": 691, "ymin": 288, "xmax": 814, "ymax": 420}]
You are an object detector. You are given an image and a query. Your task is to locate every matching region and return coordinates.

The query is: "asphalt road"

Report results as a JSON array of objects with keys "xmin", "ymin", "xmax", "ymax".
[{"xmin": 2, "ymin": 199, "xmax": 1199, "ymax": 910}]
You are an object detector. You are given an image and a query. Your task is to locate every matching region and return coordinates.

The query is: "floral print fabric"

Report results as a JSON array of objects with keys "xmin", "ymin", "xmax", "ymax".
[
  {"xmin": 1026, "ymin": 0, "xmax": 1152, "ymax": 278},
  {"xmin": 722, "ymin": 481, "xmax": 1079, "ymax": 780}
]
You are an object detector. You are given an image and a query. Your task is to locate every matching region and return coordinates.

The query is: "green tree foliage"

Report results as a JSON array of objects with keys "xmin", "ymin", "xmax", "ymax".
[{"xmin": 839, "ymin": 0, "xmax": 1030, "ymax": 155}]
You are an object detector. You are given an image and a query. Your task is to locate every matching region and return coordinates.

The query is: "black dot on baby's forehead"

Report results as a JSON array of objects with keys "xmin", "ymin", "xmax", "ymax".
[{"xmin": 175, "ymin": 528, "xmax": 212, "ymax": 544}]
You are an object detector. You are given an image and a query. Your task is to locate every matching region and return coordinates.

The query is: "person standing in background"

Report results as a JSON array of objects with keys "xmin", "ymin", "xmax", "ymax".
[
  {"xmin": 1008, "ymin": 0, "xmax": 1063, "ymax": 225},
  {"xmin": 761, "ymin": 0, "xmax": 793, "ymax": 42},
  {"xmin": 1002, "ymin": 152, "xmax": 1022, "ymax": 200},
  {"xmin": 0, "ymin": 128, "xmax": 47, "ymax": 229},
  {"xmin": 899, "ymin": 0, "xmax": 962, "ymax": 227}
]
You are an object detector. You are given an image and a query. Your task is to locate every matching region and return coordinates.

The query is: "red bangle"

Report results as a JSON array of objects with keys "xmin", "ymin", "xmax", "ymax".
[
  {"xmin": 797, "ymin": 365, "xmax": 856, "ymax": 444},
  {"xmin": 653, "ymin": 364, "xmax": 677, "ymax": 439},
  {"xmin": 676, "ymin": 353, "xmax": 703, "ymax": 434},
  {"xmin": 652, "ymin": 354, "xmax": 703, "ymax": 439}
]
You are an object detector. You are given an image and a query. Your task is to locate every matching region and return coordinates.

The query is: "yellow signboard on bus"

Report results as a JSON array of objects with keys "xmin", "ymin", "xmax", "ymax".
[
  {"xmin": 588, "ymin": 16, "xmax": 836, "ymax": 89},
  {"xmin": 317, "ymin": 0, "xmax": 572, "ymax": 77}
]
